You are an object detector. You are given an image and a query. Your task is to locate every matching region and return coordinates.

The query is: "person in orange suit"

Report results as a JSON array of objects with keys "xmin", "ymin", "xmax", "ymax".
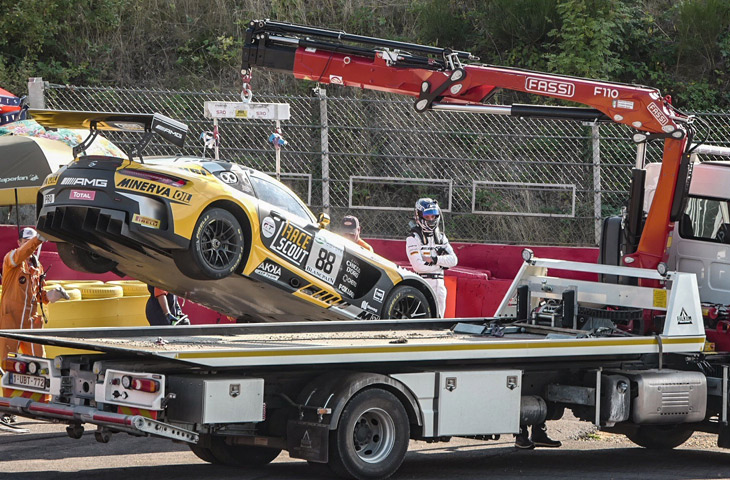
[{"xmin": 0, "ymin": 227, "xmax": 67, "ymax": 362}]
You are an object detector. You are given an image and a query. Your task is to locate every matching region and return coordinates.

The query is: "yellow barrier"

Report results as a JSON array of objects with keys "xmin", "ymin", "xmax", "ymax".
[
  {"xmin": 43, "ymin": 295, "xmax": 149, "ymax": 357},
  {"xmin": 105, "ymin": 280, "xmax": 149, "ymax": 297}
]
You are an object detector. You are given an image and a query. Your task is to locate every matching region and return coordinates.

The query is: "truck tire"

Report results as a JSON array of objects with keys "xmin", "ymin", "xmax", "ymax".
[
  {"xmin": 328, "ymin": 388, "xmax": 409, "ymax": 480},
  {"xmin": 189, "ymin": 444, "xmax": 218, "ymax": 463},
  {"xmin": 57, "ymin": 243, "xmax": 118, "ymax": 274},
  {"xmin": 381, "ymin": 285, "xmax": 433, "ymax": 319},
  {"xmin": 625, "ymin": 424, "xmax": 695, "ymax": 449},
  {"xmin": 207, "ymin": 436, "xmax": 281, "ymax": 466},
  {"xmin": 173, "ymin": 208, "xmax": 245, "ymax": 280}
]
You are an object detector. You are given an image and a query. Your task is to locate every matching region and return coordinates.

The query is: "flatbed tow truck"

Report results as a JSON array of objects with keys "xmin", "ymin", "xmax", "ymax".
[
  {"xmin": 0, "ymin": 255, "xmax": 721, "ymax": 480},
  {"xmin": 3, "ymin": 20, "xmax": 730, "ymax": 480}
]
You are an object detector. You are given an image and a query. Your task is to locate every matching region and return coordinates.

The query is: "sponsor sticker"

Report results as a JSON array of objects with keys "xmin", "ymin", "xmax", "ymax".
[
  {"xmin": 261, "ymin": 217, "xmax": 277, "ymax": 238},
  {"xmin": 305, "ymin": 236, "xmax": 344, "ymax": 286},
  {"xmin": 132, "ymin": 214, "xmax": 161, "ymax": 229},
  {"xmin": 271, "ymin": 221, "xmax": 312, "ymax": 267},
  {"xmin": 43, "ymin": 193, "xmax": 55, "ymax": 205},
  {"xmin": 373, "ymin": 288, "xmax": 385, "ymax": 303},
  {"xmin": 70, "ymin": 190, "xmax": 96, "ymax": 201},
  {"xmin": 254, "ymin": 260, "xmax": 282, "ymax": 282},
  {"xmin": 116, "ymin": 177, "xmax": 192, "ymax": 204},
  {"xmin": 219, "ymin": 171, "xmax": 238, "ymax": 184},
  {"xmin": 43, "ymin": 174, "xmax": 59, "ymax": 187},
  {"xmin": 61, "ymin": 177, "xmax": 108, "ymax": 187},
  {"xmin": 329, "ymin": 75, "xmax": 343, "ymax": 85}
]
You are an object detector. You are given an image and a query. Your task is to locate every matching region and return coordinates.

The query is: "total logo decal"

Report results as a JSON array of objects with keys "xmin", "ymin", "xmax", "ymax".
[
  {"xmin": 70, "ymin": 190, "xmax": 95, "ymax": 201},
  {"xmin": 117, "ymin": 178, "xmax": 192, "ymax": 204},
  {"xmin": 254, "ymin": 260, "xmax": 282, "ymax": 282}
]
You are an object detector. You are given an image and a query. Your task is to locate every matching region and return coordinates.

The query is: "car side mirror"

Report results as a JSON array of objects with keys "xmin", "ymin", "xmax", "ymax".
[{"xmin": 318, "ymin": 213, "xmax": 331, "ymax": 229}]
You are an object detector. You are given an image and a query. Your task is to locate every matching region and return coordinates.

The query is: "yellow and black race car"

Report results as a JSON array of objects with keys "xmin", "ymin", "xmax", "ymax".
[{"xmin": 33, "ymin": 110, "xmax": 437, "ymax": 322}]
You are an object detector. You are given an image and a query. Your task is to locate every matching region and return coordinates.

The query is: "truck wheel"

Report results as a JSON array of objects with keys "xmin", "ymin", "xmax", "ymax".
[
  {"xmin": 173, "ymin": 208, "xmax": 244, "ymax": 280},
  {"xmin": 189, "ymin": 444, "xmax": 217, "ymax": 463},
  {"xmin": 207, "ymin": 436, "xmax": 281, "ymax": 466},
  {"xmin": 381, "ymin": 285, "xmax": 433, "ymax": 319},
  {"xmin": 57, "ymin": 243, "xmax": 118, "ymax": 274},
  {"xmin": 329, "ymin": 389, "xmax": 410, "ymax": 480},
  {"xmin": 625, "ymin": 424, "xmax": 695, "ymax": 449}
]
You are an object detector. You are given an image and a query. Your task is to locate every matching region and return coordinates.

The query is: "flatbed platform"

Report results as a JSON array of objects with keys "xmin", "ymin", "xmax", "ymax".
[{"xmin": 0, "ymin": 318, "xmax": 705, "ymax": 368}]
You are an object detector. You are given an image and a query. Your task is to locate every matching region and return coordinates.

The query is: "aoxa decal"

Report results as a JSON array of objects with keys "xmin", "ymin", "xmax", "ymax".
[{"xmin": 116, "ymin": 177, "xmax": 192, "ymax": 204}]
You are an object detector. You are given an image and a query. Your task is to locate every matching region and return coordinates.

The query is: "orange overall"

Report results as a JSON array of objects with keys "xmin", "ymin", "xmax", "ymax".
[{"xmin": 0, "ymin": 236, "xmax": 48, "ymax": 361}]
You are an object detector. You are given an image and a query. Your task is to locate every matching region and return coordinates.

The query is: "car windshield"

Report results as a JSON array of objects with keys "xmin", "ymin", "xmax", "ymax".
[{"xmin": 249, "ymin": 175, "xmax": 314, "ymax": 222}]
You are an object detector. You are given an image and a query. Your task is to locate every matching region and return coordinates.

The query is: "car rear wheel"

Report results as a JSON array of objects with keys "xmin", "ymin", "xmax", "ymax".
[
  {"xmin": 57, "ymin": 243, "xmax": 118, "ymax": 274},
  {"xmin": 381, "ymin": 285, "xmax": 433, "ymax": 319},
  {"xmin": 174, "ymin": 208, "xmax": 245, "ymax": 280}
]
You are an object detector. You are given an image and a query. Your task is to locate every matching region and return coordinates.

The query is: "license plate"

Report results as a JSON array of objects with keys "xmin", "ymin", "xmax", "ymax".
[
  {"xmin": 44, "ymin": 193, "xmax": 55, "ymax": 205},
  {"xmin": 9, "ymin": 373, "xmax": 47, "ymax": 390}
]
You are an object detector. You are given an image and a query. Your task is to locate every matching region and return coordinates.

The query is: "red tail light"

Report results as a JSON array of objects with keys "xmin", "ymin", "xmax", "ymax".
[
  {"xmin": 119, "ymin": 169, "xmax": 187, "ymax": 188},
  {"xmin": 132, "ymin": 378, "xmax": 160, "ymax": 393},
  {"xmin": 3, "ymin": 358, "xmax": 27, "ymax": 374}
]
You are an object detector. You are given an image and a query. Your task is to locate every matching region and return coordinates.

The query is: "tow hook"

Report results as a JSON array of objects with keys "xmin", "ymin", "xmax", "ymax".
[{"xmin": 161, "ymin": 392, "xmax": 177, "ymax": 409}]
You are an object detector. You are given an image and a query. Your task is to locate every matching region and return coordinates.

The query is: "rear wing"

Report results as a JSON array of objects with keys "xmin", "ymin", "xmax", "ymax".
[{"xmin": 29, "ymin": 109, "xmax": 188, "ymax": 160}]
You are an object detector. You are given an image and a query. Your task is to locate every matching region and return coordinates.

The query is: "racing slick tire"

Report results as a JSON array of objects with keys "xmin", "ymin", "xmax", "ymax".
[
  {"xmin": 625, "ymin": 424, "xmax": 695, "ymax": 449},
  {"xmin": 328, "ymin": 388, "xmax": 410, "ymax": 480},
  {"xmin": 207, "ymin": 436, "xmax": 281, "ymax": 466},
  {"xmin": 57, "ymin": 243, "xmax": 118, "ymax": 274},
  {"xmin": 381, "ymin": 285, "xmax": 434, "ymax": 319},
  {"xmin": 173, "ymin": 207, "xmax": 245, "ymax": 280}
]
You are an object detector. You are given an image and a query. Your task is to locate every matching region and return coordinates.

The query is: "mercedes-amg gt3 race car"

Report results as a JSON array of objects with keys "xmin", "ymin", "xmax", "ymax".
[{"xmin": 33, "ymin": 110, "xmax": 437, "ymax": 322}]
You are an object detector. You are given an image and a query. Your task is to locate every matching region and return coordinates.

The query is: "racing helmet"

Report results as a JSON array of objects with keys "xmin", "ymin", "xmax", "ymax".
[{"xmin": 415, "ymin": 198, "xmax": 440, "ymax": 233}]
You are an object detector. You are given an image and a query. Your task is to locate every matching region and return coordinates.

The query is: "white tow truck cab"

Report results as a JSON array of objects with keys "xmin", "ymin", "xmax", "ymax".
[{"xmin": 2, "ymin": 256, "xmax": 725, "ymax": 480}]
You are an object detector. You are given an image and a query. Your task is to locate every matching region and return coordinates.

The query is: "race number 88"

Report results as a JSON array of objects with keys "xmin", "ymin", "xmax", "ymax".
[{"xmin": 315, "ymin": 248, "xmax": 336, "ymax": 274}]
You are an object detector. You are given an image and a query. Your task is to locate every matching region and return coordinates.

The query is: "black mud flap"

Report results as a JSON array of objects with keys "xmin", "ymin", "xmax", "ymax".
[{"xmin": 287, "ymin": 420, "xmax": 329, "ymax": 463}]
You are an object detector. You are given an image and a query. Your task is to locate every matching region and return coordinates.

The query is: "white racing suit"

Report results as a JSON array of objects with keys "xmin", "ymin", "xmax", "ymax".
[{"xmin": 406, "ymin": 226, "xmax": 458, "ymax": 318}]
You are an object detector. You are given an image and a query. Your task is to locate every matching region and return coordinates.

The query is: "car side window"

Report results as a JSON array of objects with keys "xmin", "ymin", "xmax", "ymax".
[{"xmin": 250, "ymin": 176, "xmax": 313, "ymax": 221}]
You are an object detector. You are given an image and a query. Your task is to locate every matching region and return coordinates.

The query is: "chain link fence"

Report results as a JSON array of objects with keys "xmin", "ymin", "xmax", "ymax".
[{"xmin": 35, "ymin": 81, "xmax": 730, "ymax": 246}]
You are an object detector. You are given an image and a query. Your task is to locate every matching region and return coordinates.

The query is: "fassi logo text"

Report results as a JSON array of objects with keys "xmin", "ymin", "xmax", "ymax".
[{"xmin": 525, "ymin": 77, "xmax": 575, "ymax": 98}]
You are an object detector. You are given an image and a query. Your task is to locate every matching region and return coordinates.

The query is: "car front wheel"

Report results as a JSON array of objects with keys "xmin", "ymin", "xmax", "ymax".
[
  {"xmin": 174, "ymin": 207, "xmax": 245, "ymax": 280},
  {"xmin": 381, "ymin": 285, "xmax": 434, "ymax": 319}
]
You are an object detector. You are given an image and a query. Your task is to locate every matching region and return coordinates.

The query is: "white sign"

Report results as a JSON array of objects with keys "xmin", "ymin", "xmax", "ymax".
[{"xmin": 204, "ymin": 102, "xmax": 291, "ymax": 121}]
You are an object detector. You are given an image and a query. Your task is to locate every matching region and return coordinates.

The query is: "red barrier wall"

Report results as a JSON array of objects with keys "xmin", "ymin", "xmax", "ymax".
[
  {"xmin": 367, "ymin": 238, "xmax": 599, "ymax": 317},
  {"xmin": 0, "ymin": 225, "xmax": 600, "ymax": 320}
]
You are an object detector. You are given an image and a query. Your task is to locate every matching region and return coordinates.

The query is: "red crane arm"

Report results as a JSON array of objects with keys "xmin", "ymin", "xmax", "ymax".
[{"xmin": 243, "ymin": 20, "xmax": 694, "ymax": 271}]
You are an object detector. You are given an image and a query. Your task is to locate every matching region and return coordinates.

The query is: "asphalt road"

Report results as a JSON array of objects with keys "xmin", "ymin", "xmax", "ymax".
[{"xmin": 3, "ymin": 417, "xmax": 730, "ymax": 480}]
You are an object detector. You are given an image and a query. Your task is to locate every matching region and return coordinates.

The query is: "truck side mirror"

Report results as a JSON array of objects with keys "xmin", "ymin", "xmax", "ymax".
[{"xmin": 318, "ymin": 213, "xmax": 330, "ymax": 229}]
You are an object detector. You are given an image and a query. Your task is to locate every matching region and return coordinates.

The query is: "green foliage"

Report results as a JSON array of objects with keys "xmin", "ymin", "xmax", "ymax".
[{"xmin": 0, "ymin": 0, "xmax": 728, "ymax": 109}]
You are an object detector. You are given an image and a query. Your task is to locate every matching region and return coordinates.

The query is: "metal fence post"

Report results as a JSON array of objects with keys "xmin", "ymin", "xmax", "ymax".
[
  {"xmin": 592, "ymin": 123, "xmax": 602, "ymax": 245},
  {"xmin": 316, "ymin": 87, "xmax": 330, "ymax": 215},
  {"xmin": 27, "ymin": 77, "xmax": 45, "ymax": 108}
]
